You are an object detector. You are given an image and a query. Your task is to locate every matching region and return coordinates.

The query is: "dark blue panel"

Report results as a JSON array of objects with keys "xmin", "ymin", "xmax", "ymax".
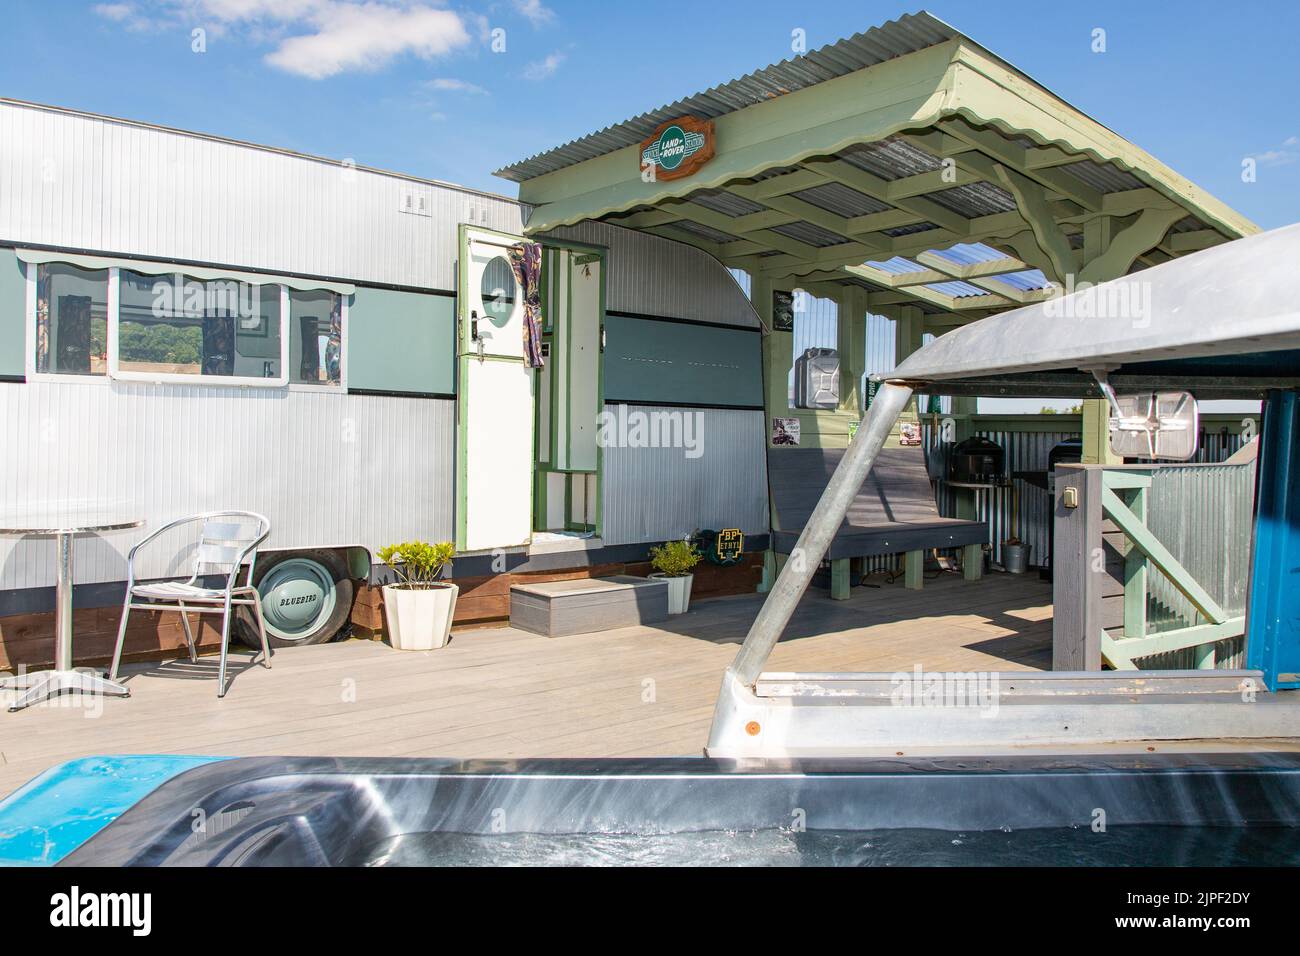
[{"xmin": 604, "ymin": 314, "xmax": 762, "ymax": 408}]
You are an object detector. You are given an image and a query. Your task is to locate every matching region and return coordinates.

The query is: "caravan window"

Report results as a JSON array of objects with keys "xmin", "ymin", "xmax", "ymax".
[
  {"xmin": 35, "ymin": 263, "xmax": 109, "ymax": 376},
  {"xmin": 115, "ymin": 271, "xmax": 285, "ymax": 385},
  {"xmin": 289, "ymin": 290, "xmax": 342, "ymax": 386}
]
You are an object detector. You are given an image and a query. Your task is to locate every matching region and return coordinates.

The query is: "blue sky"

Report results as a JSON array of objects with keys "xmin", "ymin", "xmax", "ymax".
[{"xmin": 0, "ymin": 0, "xmax": 1297, "ymax": 229}]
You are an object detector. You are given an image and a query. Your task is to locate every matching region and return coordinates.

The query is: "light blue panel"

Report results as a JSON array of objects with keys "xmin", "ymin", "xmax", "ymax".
[
  {"xmin": 347, "ymin": 288, "xmax": 455, "ymax": 395},
  {"xmin": 0, "ymin": 754, "xmax": 224, "ymax": 866},
  {"xmin": 604, "ymin": 314, "xmax": 762, "ymax": 407},
  {"xmin": 0, "ymin": 250, "xmax": 26, "ymax": 378}
]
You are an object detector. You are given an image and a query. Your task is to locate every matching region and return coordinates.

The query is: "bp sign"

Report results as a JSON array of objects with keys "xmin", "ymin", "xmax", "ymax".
[{"xmin": 639, "ymin": 116, "xmax": 716, "ymax": 181}]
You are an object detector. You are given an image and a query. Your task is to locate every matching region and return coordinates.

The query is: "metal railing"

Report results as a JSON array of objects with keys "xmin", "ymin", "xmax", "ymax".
[{"xmin": 1052, "ymin": 459, "xmax": 1257, "ymax": 671}]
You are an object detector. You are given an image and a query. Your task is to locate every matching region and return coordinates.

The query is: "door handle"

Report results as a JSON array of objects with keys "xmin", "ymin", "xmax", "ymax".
[{"xmin": 470, "ymin": 310, "xmax": 480, "ymax": 342}]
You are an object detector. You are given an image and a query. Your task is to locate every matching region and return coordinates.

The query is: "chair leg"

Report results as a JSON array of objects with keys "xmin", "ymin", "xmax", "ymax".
[
  {"xmin": 108, "ymin": 593, "xmax": 133, "ymax": 681},
  {"xmin": 177, "ymin": 602, "xmax": 198, "ymax": 663},
  {"xmin": 252, "ymin": 594, "xmax": 272, "ymax": 669},
  {"xmin": 217, "ymin": 596, "xmax": 233, "ymax": 698}
]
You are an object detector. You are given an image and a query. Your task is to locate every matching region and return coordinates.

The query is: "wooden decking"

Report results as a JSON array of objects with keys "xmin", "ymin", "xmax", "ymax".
[{"xmin": 0, "ymin": 572, "xmax": 1051, "ymax": 796}]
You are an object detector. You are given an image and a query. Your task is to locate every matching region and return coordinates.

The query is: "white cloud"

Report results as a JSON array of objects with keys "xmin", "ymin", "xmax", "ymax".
[
  {"xmin": 427, "ymin": 77, "xmax": 488, "ymax": 94},
  {"xmin": 522, "ymin": 51, "xmax": 564, "ymax": 81},
  {"xmin": 1253, "ymin": 135, "xmax": 1300, "ymax": 168},
  {"xmin": 512, "ymin": 0, "xmax": 554, "ymax": 27},
  {"xmin": 95, "ymin": 1, "xmax": 474, "ymax": 79},
  {"xmin": 265, "ymin": 4, "xmax": 470, "ymax": 79},
  {"xmin": 94, "ymin": 3, "xmax": 135, "ymax": 21}
]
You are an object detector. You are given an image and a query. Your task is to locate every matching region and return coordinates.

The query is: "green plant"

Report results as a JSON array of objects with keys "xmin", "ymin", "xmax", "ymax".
[
  {"xmin": 649, "ymin": 539, "xmax": 702, "ymax": 578},
  {"xmin": 377, "ymin": 540, "xmax": 455, "ymax": 589}
]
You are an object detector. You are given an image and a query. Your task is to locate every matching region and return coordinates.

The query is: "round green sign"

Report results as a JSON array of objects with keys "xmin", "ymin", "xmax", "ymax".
[{"xmin": 656, "ymin": 125, "xmax": 688, "ymax": 170}]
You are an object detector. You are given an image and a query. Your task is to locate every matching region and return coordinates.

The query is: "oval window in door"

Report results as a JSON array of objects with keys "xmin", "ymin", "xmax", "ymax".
[{"xmin": 480, "ymin": 255, "xmax": 518, "ymax": 327}]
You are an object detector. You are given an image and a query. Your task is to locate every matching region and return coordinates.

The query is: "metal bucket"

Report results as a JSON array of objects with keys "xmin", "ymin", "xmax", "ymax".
[{"xmin": 1003, "ymin": 542, "xmax": 1031, "ymax": 574}]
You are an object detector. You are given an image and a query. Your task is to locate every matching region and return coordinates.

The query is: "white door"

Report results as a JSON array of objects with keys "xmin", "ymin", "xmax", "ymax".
[{"xmin": 457, "ymin": 226, "xmax": 535, "ymax": 552}]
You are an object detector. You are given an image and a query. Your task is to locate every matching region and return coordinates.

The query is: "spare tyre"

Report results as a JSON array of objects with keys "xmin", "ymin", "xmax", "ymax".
[{"xmin": 236, "ymin": 549, "xmax": 354, "ymax": 649}]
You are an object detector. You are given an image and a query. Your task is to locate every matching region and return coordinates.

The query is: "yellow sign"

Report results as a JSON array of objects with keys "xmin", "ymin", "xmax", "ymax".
[{"xmin": 716, "ymin": 528, "xmax": 744, "ymax": 563}]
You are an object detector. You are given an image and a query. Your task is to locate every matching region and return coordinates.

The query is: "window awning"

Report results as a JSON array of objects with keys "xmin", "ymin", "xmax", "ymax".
[
  {"xmin": 16, "ymin": 248, "xmax": 356, "ymax": 295},
  {"xmin": 496, "ymin": 12, "xmax": 1256, "ymax": 331}
]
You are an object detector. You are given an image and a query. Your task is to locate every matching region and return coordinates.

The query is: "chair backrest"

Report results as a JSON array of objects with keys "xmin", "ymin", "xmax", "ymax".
[{"xmin": 191, "ymin": 512, "xmax": 271, "ymax": 578}]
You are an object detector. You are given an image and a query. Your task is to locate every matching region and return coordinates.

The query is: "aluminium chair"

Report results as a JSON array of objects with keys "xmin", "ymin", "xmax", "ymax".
[{"xmin": 109, "ymin": 512, "xmax": 272, "ymax": 697}]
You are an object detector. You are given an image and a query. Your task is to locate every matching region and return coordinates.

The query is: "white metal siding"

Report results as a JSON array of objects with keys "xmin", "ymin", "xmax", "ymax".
[
  {"xmin": 601, "ymin": 405, "xmax": 768, "ymax": 545},
  {"xmin": 540, "ymin": 220, "xmax": 760, "ymax": 328},
  {"xmin": 0, "ymin": 380, "xmax": 454, "ymax": 588},
  {"xmin": 0, "ymin": 100, "xmax": 525, "ymax": 290}
]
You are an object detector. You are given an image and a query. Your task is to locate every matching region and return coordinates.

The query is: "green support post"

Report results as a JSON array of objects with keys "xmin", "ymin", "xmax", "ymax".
[
  {"xmin": 962, "ymin": 543, "xmax": 983, "ymax": 581},
  {"xmin": 904, "ymin": 549, "xmax": 924, "ymax": 590},
  {"xmin": 830, "ymin": 558, "xmax": 851, "ymax": 600},
  {"xmin": 758, "ymin": 549, "xmax": 778, "ymax": 593},
  {"xmin": 1121, "ymin": 484, "xmax": 1148, "ymax": 640}
]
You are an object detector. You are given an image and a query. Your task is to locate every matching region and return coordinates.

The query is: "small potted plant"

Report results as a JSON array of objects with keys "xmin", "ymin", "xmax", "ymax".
[
  {"xmin": 376, "ymin": 540, "xmax": 457, "ymax": 650},
  {"xmin": 649, "ymin": 539, "xmax": 702, "ymax": 614}
]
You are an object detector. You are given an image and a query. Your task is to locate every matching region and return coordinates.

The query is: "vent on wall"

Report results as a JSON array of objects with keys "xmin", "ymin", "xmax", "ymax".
[{"xmin": 399, "ymin": 191, "xmax": 432, "ymax": 216}]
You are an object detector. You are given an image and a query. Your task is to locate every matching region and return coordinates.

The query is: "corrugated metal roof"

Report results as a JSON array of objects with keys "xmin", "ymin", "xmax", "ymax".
[
  {"xmin": 866, "ymin": 256, "xmax": 927, "ymax": 275},
  {"xmin": 987, "ymin": 268, "xmax": 1051, "ymax": 292},
  {"xmin": 687, "ymin": 188, "xmax": 768, "ymax": 217},
  {"xmin": 790, "ymin": 181, "xmax": 892, "ymax": 217},
  {"xmin": 927, "ymin": 242, "xmax": 1010, "ymax": 265},
  {"xmin": 836, "ymin": 136, "xmax": 944, "ymax": 180},
  {"xmin": 495, "ymin": 12, "xmax": 960, "ymax": 182},
  {"xmin": 1058, "ymin": 158, "xmax": 1144, "ymax": 194},
  {"xmin": 926, "ymin": 279, "xmax": 991, "ymax": 298},
  {"xmin": 668, "ymin": 219, "xmax": 741, "ymax": 244},
  {"xmin": 925, "ymin": 182, "xmax": 1017, "ymax": 217},
  {"xmin": 770, "ymin": 220, "xmax": 853, "ymax": 248}
]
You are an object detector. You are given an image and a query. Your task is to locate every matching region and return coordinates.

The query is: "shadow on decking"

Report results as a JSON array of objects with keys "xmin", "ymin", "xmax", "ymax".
[{"xmin": 655, "ymin": 570, "xmax": 1054, "ymax": 670}]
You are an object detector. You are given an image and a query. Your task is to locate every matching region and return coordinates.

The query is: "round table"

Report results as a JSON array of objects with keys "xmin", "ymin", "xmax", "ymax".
[{"xmin": 0, "ymin": 516, "xmax": 144, "ymax": 712}]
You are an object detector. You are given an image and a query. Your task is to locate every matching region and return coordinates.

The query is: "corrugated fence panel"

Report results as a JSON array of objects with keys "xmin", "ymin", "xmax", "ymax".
[
  {"xmin": 0, "ymin": 100, "xmax": 525, "ymax": 290},
  {"xmin": 540, "ymin": 221, "xmax": 759, "ymax": 327},
  {"xmin": 1136, "ymin": 462, "xmax": 1256, "ymax": 670},
  {"xmin": 601, "ymin": 405, "xmax": 768, "ymax": 545},
  {"xmin": 920, "ymin": 422, "xmax": 1252, "ymax": 574},
  {"xmin": 0, "ymin": 381, "xmax": 454, "ymax": 589}
]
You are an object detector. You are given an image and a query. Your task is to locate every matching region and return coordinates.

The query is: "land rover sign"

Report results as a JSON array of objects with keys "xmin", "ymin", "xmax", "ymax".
[{"xmin": 639, "ymin": 116, "xmax": 715, "ymax": 181}]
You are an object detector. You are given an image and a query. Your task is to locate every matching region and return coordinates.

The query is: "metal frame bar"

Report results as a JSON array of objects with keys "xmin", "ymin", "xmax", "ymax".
[{"xmin": 729, "ymin": 381, "xmax": 914, "ymax": 685}]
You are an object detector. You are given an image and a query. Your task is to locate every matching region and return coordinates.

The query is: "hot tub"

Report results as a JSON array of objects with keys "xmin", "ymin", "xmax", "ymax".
[{"xmin": 58, "ymin": 752, "xmax": 1300, "ymax": 866}]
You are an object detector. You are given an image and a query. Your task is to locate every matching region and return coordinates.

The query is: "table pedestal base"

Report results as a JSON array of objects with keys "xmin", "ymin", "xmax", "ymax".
[{"xmin": 0, "ymin": 669, "xmax": 130, "ymax": 712}]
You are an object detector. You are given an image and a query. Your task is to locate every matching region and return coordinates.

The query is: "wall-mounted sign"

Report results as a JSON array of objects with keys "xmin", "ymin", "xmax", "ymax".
[
  {"xmin": 772, "ymin": 290, "xmax": 795, "ymax": 332},
  {"xmin": 772, "ymin": 417, "xmax": 801, "ymax": 446},
  {"xmin": 640, "ymin": 117, "xmax": 715, "ymax": 181},
  {"xmin": 715, "ymin": 529, "xmax": 745, "ymax": 564}
]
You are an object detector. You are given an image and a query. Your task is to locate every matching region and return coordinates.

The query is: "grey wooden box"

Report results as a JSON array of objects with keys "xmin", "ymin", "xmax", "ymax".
[{"xmin": 510, "ymin": 575, "xmax": 669, "ymax": 637}]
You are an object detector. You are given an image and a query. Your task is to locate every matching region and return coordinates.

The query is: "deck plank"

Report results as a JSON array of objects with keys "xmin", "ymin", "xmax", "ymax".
[{"xmin": 0, "ymin": 573, "xmax": 1052, "ymax": 795}]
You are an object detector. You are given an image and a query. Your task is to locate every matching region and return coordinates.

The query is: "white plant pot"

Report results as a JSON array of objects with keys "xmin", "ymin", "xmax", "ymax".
[
  {"xmin": 650, "ymin": 573, "xmax": 694, "ymax": 614},
  {"xmin": 382, "ymin": 583, "xmax": 459, "ymax": 651}
]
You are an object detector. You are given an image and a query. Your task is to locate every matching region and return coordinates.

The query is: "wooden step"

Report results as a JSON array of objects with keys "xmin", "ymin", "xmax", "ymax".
[{"xmin": 510, "ymin": 576, "xmax": 668, "ymax": 638}]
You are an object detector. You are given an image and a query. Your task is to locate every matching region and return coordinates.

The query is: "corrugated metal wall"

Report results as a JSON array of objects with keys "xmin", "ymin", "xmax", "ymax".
[
  {"xmin": 540, "ymin": 220, "xmax": 759, "ymax": 327},
  {"xmin": 927, "ymin": 427, "xmax": 1079, "ymax": 567},
  {"xmin": 601, "ymin": 404, "xmax": 768, "ymax": 545},
  {"xmin": 0, "ymin": 99, "xmax": 525, "ymax": 290},
  {"xmin": 0, "ymin": 380, "xmax": 454, "ymax": 589},
  {"xmin": 1136, "ymin": 461, "xmax": 1257, "ymax": 670},
  {"xmin": 920, "ymin": 422, "xmax": 1253, "ymax": 570}
]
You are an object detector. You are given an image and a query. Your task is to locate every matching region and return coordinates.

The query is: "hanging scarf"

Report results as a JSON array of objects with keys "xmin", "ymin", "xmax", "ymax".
[{"xmin": 508, "ymin": 242, "xmax": 545, "ymax": 368}]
